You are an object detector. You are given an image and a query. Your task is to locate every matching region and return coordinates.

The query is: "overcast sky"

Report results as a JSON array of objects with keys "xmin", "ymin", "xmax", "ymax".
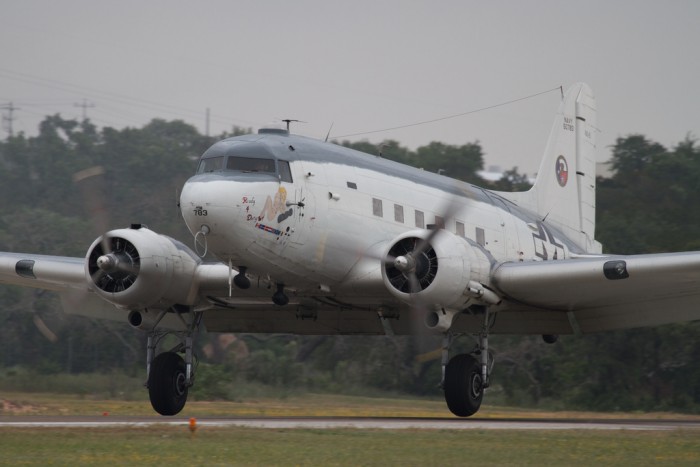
[{"xmin": 1, "ymin": 0, "xmax": 698, "ymax": 175}]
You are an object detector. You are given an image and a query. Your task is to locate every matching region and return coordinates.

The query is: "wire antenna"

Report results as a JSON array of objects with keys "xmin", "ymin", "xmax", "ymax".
[{"xmin": 332, "ymin": 86, "xmax": 561, "ymax": 139}]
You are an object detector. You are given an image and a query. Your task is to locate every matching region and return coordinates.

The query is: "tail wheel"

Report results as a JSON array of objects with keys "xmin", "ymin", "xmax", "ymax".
[
  {"xmin": 444, "ymin": 353, "xmax": 483, "ymax": 417},
  {"xmin": 148, "ymin": 352, "xmax": 188, "ymax": 416}
]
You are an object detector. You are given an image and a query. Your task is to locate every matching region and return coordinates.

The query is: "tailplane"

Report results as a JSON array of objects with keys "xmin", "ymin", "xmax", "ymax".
[{"xmin": 498, "ymin": 83, "xmax": 601, "ymax": 253}]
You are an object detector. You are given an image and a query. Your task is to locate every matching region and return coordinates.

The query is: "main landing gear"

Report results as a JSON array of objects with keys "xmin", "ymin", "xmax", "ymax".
[
  {"xmin": 144, "ymin": 310, "xmax": 203, "ymax": 416},
  {"xmin": 441, "ymin": 311, "xmax": 494, "ymax": 417}
]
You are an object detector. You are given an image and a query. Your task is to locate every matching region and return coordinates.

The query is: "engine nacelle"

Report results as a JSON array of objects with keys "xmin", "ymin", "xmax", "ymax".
[
  {"xmin": 381, "ymin": 229, "xmax": 493, "ymax": 313},
  {"xmin": 85, "ymin": 225, "xmax": 201, "ymax": 310}
]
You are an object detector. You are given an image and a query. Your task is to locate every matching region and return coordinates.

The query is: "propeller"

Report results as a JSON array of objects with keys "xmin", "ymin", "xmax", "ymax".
[
  {"xmin": 387, "ymin": 193, "xmax": 471, "ymax": 368},
  {"xmin": 73, "ymin": 165, "xmax": 142, "ymax": 293}
]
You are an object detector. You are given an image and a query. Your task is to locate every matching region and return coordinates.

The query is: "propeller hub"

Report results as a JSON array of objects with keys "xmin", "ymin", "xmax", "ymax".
[
  {"xmin": 393, "ymin": 255, "xmax": 414, "ymax": 273},
  {"xmin": 96, "ymin": 254, "xmax": 117, "ymax": 272},
  {"xmin": 385, "ymin": 236, "xmax": 439, "ymax": 294},
  {"xmin": 89, "ymin": 235, "xmax": 141, "ymax": 293}
]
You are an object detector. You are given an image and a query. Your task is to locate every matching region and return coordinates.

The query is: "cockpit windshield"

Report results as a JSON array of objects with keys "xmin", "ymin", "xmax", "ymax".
[
  {"xmin": 196, "ymin": 156, "xmax": 276, "ymax": 175},
  {"xmin": 226, "ymin": 157, "xmax": 276, "ymax": 173},
  {"xmin": 196, "ymin": 138, "xmax": 293, "ymax": 181},
  {"xmin": 197, "ymin": 156, "xmax": 224, "ymax": 173}
]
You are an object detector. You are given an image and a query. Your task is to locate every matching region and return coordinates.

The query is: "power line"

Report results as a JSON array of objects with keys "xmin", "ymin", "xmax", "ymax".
[
  {"xmin": 331, "ymin": 86, "xmax": 562, "ymax": 139},
  {"xmin": 0, "ymin": 68, "xmax": 259, "ymax": 129}
]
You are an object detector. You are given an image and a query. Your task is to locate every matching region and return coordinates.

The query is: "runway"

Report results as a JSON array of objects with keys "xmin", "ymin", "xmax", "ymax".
[{"xmin": 1, "ymin": 416, "xmax": 698, "ymax": 431}]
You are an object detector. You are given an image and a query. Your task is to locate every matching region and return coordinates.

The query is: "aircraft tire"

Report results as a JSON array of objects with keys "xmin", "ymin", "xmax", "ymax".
[
  {"xmin": 444, "ymin": 353, "xmax": 483, "ymax": 417},
  {"xmin": 148, "ymin": 351, "xmax": 188, "ymax": 416}
]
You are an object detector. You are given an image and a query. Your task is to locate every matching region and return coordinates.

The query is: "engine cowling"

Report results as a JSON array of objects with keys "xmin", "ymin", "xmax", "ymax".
[
  {"xmin": 85, "ymin": 225, "xmax": 201, "ymax": 310},
  {"xmin": 381, "ymin": 229, "xmax": 493, "ymax": 312}
]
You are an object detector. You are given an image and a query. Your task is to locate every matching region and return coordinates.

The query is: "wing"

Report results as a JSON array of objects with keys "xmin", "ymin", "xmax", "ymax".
[
  {"xmin": 0, "ymin": 251, "xmax": 398, "ymax": 335},
  {"xmin": 0, "ymin": 251, "xmax": 141, "ymax": 323},
  {"xmin": 7, "ymin": 247, "xmax": 699, "ymax": 337},
  {"xmin": 492, "ymin": 252, "xmax": 700, "ymax": 333},
  {"xmin": 0, "ymin": 252, "xmax": 86, "ymax": 291}
]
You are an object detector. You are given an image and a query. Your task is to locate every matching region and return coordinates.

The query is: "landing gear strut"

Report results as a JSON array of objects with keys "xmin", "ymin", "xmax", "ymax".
[
  {"xmin": 145, "ymin": 309, "xmax": 202, "ymax": 416},
  {"xmin": 441, "ymin": 311, "xmax": 493, "ymax": 417}
]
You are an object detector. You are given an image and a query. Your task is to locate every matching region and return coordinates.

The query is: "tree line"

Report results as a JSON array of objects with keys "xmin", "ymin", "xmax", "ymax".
[{"xmin": 0, "ymin": 115, "xmax": 698, "ymax": 412}]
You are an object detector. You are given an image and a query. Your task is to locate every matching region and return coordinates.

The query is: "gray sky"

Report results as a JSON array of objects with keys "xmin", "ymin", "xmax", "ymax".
[{"xmin": 1, "ymin": 0, "xmax": 698, "ymax": 176}]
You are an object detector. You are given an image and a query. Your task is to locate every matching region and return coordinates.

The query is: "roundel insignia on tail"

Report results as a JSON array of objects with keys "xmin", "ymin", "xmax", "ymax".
[{"xmin": 555, "ymin": 155, "xmax": 568, "ymax": 187}]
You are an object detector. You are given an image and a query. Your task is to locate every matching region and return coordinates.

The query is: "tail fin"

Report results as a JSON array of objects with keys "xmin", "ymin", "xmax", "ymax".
[{"xmin": 499, "ymin": 83, "xmax": 601, "ymax": 253}]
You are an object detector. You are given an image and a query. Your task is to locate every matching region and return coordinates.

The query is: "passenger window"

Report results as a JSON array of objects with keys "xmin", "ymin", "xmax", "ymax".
[
  {"xmin": 278, "ymin": 160, "xmax": 293, "ymax": 183},
  {"xmin": 476, "ymin": 227, "xmax": 486, "ymax": 246},
  {"xmin": 415, "ymin": 210, "xmax": 425, "ymax": 228},
  {"xmin": 372, "ymin": 198, "xmax": 383, "ymax": 217},
  {"xmin": 226, "ymin": 156, "xmax": 276, "ymax": 173},
  {"xmin": 394, "ymin": 204, "xmax": 404, "ymax": 223},
  {"xmin": 434, "ymin": 216, "xmax": 445, "ymax": 229},
  {"xmin": 456, "ymin": 221, "xmax": 465, "ymax": 237},
  {"xmin": 197, "ymin": 156, "xmax": 224, "ymax": 173}
]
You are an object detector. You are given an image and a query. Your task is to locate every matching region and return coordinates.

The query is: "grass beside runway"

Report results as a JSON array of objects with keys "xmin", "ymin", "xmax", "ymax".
[
  {"xmin": 3, "ymin": 391, "xmax": 700, "ymax": 420},
  {"xmin": 1, "ymin": 393, "xmax": 699, "ymax": 466},
  {"xmin": 0, "ymin": 425, "xmax": 698, "ymax": 466}
]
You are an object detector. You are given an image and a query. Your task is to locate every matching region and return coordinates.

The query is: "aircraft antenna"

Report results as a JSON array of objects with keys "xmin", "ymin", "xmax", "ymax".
[
  {"xmin": 331, "ymin": 85, "xmax": 561, "ymax": 139},
  {"xmin": 281, "ymin": 119, "xmax": 306, "ymax": 132},
  {"xmin": 324, "ymin": 122, "xmax": 334, "ymax": 142}
]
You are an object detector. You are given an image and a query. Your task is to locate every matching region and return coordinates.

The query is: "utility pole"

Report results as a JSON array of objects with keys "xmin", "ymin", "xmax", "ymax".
[
  {"xmin": 74, "ymin": 98, "xmax": 95, "ymax": 120},
  {"xmin": 0, "ymin": 102, "xmax": 19, "ymax": 137}
]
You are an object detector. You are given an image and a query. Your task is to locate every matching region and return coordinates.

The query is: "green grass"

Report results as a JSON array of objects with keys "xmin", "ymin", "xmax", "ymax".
[
  {"xmin": 4, "ymin": 391, "xmax": 700, "ymax": 420},
  {"xmin": 2, "ymin": 392, "xmax": 699, "ymax": 465},
  {"xmin": 0, "ymin": 426, "xmax": 698, "ymax": 466}
]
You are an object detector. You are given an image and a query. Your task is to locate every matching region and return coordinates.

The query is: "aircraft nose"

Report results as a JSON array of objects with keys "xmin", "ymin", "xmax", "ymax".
[{"xmin": 179, "ymin": 178, "xmax": 217, "ymax": 236}]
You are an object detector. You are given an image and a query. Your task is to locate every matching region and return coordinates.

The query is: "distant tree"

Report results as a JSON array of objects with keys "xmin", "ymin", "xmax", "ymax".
[
  {"xmin": 413, "ymin": 141, "xmax": 484, "ymax": 184},
  {"xmin": 341, "ymin": 139, "xmax": 485, "ymax": 184},
  {"xmin": 609, "ymin": 134, "xmax": 667, "ymax": 182},
  {"xmin": 489, "ymin": 166, "xmax": 532, "ymax": 191}
]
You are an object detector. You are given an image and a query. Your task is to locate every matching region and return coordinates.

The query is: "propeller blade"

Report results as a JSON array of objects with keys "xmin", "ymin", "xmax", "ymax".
[
  {"xmin": 32, "ymin": 315, "xmax": 58, "ymax": 343},
  {"xmin": 413, "ymin": 194, "xmax": 464, "ymax": 258},
  {"xmin": 73, "ymin": 166, "xmax": 113, "ymax": 256}
]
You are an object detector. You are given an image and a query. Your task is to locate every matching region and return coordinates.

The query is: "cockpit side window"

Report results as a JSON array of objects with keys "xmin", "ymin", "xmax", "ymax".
[
  {"xmin": 197, "ymin": 156, "xmax": 224, "ymax": 174},
  {"xmin": 278, "ymin": 160, "xmax": 293, "ymax": 183},
  {"xmin": 226, "ymin": 157, "xmax": 276, "ymax": 173}
]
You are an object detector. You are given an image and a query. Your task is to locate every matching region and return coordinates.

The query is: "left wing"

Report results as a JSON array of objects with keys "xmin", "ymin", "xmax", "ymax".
[
  {"xmin": 0, "ymin": 253, "xmax": 86, "ymax": 291},
  {"xmin": 492, "ymin": 252, "xmax": 700, "ymax": 333}
]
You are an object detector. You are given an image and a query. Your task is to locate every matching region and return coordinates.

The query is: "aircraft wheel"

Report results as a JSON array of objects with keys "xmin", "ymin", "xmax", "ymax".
[
  {"xmin": 148, "ymin": 352, "xmax": 188, "ymax": 416},
  {"xmin": 444, "ymin": 353, "xmax": 483, "ymax": 417}
]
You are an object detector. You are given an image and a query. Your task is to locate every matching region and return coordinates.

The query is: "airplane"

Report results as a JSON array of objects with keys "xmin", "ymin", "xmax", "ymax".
[{"xmin": 2, "ymin": 82, "xmax": 700, "ymax": 417}]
